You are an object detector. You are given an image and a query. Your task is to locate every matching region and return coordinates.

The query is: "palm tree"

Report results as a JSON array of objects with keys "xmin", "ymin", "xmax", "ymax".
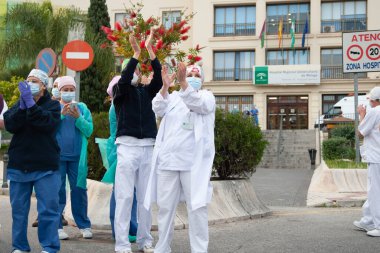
[{"xmin": 0, "ymin": 1, "xmax": 84, "ymax": 71}]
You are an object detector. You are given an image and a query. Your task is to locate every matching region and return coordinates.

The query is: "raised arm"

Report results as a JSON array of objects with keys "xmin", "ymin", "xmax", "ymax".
[{"xmin": 152, "ymin": 66, "xmax": 173, "ymax": 117}]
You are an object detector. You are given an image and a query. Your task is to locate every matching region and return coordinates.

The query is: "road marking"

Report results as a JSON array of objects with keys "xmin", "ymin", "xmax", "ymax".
[{"xmin": 66, "ymin": 52, "xmax": 90, "ymax": 59}]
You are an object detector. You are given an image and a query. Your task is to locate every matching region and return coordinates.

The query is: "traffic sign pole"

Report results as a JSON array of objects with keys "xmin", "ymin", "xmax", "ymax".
[{"xmin": 354, "ymin": 73, "xmax": 360, "ymax": 164}]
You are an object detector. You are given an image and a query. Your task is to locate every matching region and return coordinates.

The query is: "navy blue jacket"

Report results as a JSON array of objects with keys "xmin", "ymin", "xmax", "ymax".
[
  {"xmin": 113, "ymin": 57, "xmax": 163, "ymax": 139},
  {"xmin": 4, "ymin": 91, "xmax": 61, "ymax": 172}
]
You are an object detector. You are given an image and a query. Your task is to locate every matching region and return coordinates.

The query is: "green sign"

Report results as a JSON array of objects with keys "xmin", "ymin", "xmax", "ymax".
[{"xmin": 254, "ymin": 66, "xmax": 268, "ymax": 85}]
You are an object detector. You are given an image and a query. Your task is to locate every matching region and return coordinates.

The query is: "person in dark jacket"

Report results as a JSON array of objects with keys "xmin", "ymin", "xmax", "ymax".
[
  {"xmin": 4, "ymin": 69, "xmax": 61, "ymax": 253},
  {"xmin": 112, "ymin": 29, "xmax": 162, "ymax": 253}
]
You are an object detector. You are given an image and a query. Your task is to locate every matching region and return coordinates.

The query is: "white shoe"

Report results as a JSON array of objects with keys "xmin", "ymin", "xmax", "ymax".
[
  {"xmin": 116, "ymin": 251, "xmax": 132, "ymax": 253},
  {"xmin": 353, "ymin": 220, "xmax": 375, "ymax": 232},
  {"xmin": 58, "ymin": 229, "xmax": 69, "ymax": 240},
  {"xmin": 367, "ymin": 229, "xmax": 380, "ymax": 237},
  {"xmin": 139, "ymin": 245, "xmax": 154, "ymax": 253},
  {"xmin": 12, "ymin": 250, "xmax": 28, "ymax": 253},
  {"xmin": 80, "ymin": 228, "xmax": 93, "ymax": 239},
  {"xmin": 41, "ymin": 251, "xmax": 49, "ymax": 253}
]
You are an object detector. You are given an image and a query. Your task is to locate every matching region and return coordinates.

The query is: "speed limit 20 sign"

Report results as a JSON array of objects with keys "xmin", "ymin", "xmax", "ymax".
[{"xmin": 343, "ymin": 31, "xmax": 380, "ymax": 73}]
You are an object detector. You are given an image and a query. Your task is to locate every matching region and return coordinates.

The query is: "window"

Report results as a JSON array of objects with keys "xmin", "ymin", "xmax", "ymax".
[
  {"xmin": 321, "ymin": 48, "xmax": 366, "ymax": 79},
  {"xmin": 214, "ymin": 6, "xmax": 256, "ymax": 36},
  {"xmin": 115, "ymin": 13, "xmax": 129, "ymax": 27},
  {"xmin": 266, "ymin": 50, "xmax": 309, "ymax": 65},
  {"xmin": 162, "ymin": 11, "xmax": 181, "ymax": 29},
  {"xmin": 321, "ymin": 1, "xmax": 366, "ymax": 32},
  {"xmin": 267, "ymin": 3, "xmax": 309, "ymax": 35},
  {"xmin": 213, "ymin": 51, "xmax": 254, "ymax": 81},
  {"xmin": 216, "ymin": 96, "xmax": 254, "ymax": 112},
  {"xmin": 322, "ymin": 94, "xmax": 347, "ymax": 114}
]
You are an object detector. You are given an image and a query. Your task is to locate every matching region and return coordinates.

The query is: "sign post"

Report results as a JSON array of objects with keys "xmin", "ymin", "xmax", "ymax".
[
  {"xmin": 343, "ymin": 30, "xmax": 380, "ymax": 163},
  {"xmin": 35, "ymin": 48, "xmax": 57, "ymax": 77}
]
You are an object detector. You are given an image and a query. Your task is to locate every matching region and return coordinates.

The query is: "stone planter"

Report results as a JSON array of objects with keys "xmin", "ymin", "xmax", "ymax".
[{"xmin": 65, "ymin": 178, "xmax": 271, "ymax": 230}]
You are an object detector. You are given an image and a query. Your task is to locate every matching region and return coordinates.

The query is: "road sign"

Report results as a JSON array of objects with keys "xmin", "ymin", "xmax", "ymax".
[
  {"xmin": 35, "ymin": 48, "xmax": 57, "ymax": 76},
  {"xmin": 343, "ymin": 31, "xmax": 380, "ymax": 73},
  {"xmin": 62, "ymin": 40, "xmax": 94, "ymax": 71}
]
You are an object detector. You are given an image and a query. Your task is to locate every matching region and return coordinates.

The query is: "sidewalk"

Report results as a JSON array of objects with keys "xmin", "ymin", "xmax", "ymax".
[{"xmin": 307, "ymin": 161, "xmax": 367, "ymax": 207}]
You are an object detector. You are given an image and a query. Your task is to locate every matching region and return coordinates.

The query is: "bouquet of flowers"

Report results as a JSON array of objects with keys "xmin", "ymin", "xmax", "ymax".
[{"xmin": 100, "ymin": 1, "xmax": 203, "ymax": 76}]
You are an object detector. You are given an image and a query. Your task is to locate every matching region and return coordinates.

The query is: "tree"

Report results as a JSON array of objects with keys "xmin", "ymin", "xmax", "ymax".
[
  {"xmin": 80, "ymin": 0, "xmax": 114, "ymax": 112},
  {"xmin": 0, "ymin": 1, "xmax": 83, "ymax": 72}
]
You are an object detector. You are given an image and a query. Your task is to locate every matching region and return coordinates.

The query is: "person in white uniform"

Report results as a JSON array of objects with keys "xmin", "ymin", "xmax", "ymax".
[
  {"xmin": 144, "ymin": 62, "xmax": 216, "ymax": 253},
  {"xmin": 353, "ymin": 86, "xmax": 380, "ymax": 237}
]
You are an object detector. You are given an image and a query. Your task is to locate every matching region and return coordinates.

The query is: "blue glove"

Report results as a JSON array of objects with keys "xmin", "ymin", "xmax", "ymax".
[
  {"xmin": 19, "ymin": 98, "xmax": 26, "ymax": 110},
  {"xmin": 18, "ymin": 81, "xmax": 35, "ymax": 108}
]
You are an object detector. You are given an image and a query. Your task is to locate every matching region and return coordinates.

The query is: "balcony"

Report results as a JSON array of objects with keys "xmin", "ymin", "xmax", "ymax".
[
  {"xmin": 321, "ymin": 16, "xmax": 366, "ymax": 33},
  {"xmin": 214, "ymin": 23, "xmax": 255, "ymax": 37},
  {"xmin": 266, "ymin": 19, "xmax": 308, "ymax": 35},
  {"xmin": 213, "ymin": 68, "xmax": 252, "ymax": 81},
  {"xmin": 321, "ymin": 66, "xmax": 367, "ymax": 79}
]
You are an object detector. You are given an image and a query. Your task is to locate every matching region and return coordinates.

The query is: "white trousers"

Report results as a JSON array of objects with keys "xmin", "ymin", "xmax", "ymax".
[
  {"xmin": 115, "ymin": 144, "xmax": 154, "ymax": 251},
  {"xmin": 155, "ymin": 170, "xmax": 208, "ymax": 253},
  {"xmin": 360, "ymin": 163, "xmax": 380, "ymax": 229}
]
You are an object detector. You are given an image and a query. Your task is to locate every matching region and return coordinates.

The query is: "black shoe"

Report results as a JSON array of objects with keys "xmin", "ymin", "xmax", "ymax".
[
  {"xmin": 32, "ymin": 219, "xmax": 38, "ymax": 227},
  {"xmin": 62, "ymin": 215, "xmax": 68, "ymax": 226}
]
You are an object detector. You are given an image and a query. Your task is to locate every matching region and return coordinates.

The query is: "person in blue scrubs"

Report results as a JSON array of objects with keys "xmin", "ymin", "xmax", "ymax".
[
  {"xmin": 103, "ymin": 75, "xmax": 138, "ymax": 242},
  {"xmin": 4, "ymin": 69, "xmax": 61, "ymax": 253},
  {"xmin": 56, "ymin": 76, "xmax": 93, "ymax": 240}
]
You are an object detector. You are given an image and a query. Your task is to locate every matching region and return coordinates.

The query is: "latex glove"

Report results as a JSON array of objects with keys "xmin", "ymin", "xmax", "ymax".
[
  {"xmin": 19, "ymin": 98, "xmax": 26, "ymax": 110},
  {"xmin": 18, "ymin": 81, "xmax": 35, "ymax": 108}
]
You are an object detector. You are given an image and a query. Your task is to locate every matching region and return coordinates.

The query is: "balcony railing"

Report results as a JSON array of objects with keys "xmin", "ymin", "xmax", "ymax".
[
  {"xmin": 214, "ymin": 23, "xmax": 255, "ymax": 37},
  {"xmin": 321, "ymin": 65, "xmax": 367, "ymax": 79},
  {"xmin": 213, "ymin": 68, "xmax": 253, "ymax": 81},
  {"xmin": 266, "ymin": 19, "xmax": 308, "ymax": 35},
  {"xmin": 321, "ymin": 17, "xmax": 366, "ymax": 33}
]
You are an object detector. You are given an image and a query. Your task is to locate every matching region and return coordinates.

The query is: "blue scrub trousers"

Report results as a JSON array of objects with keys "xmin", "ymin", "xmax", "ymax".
[
  {"xmin": 58, "ymin": 160, "xmax": 91, "ymax": 229},
  {"xmin": 10, "ymin": 171, "xmax": 61, "ymax": 253},
  {"xmin": 110, "ymin": 188, "xmax": 138, "ymax": 238}
]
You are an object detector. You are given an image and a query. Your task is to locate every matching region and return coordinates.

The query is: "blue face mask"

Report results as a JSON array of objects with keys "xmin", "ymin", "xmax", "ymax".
[
  {"xmin": 186, "ymin": 77, "xmax": 202, "ymax": 90},
  {"xmin": 61, "ymin": 92, "xmax": 75, "ymax": 103},
  {"xmin": 52, "ymin": 88, "xmax": 60, "ymax": 98},
  {"xmin": 28, "ymin": 82, "xmax": 41, "ymax": 96}
]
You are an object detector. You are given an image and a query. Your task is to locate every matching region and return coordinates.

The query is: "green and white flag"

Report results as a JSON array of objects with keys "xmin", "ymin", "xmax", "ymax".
[{"xmin": 290, "ymin": 19, "xmax": 295, "ymax": 48}]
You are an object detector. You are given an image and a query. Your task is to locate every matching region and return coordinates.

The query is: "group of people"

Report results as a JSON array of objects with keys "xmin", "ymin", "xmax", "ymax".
[
  {"xmin": 1, "ymin": 30, "xmax": 216, "ymax": 253},
  {"xmin": 354, "ymin": 86, "xmax": 380, "ymax": 237}
]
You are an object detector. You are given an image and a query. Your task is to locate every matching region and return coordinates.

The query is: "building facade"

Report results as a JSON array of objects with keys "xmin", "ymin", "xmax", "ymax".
[{"xmin": 20, "ymin": 0, "xmax": 380, "ymax": 129}]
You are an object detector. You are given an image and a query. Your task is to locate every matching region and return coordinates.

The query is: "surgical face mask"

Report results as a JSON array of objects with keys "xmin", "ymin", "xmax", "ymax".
[
  {"xmin": 131, "ymin": 73, "xmax": 139, "ymax": 86},
  {"xmin": 52, "ymin": 87, "xmax": 60, "ymax": 98},
  {"xmin": 28, "ymin": 82, "xmax": 41, "ymax": 96},
  {"xmin": 61, "ymin": 91, "xmax": 75, "ymax": 103},
  {"xmin": 186, "ymin": 77, "xmax": 202, "ymax": 90}
]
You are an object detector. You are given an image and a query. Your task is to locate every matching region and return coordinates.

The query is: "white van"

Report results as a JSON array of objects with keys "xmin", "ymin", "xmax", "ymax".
[{"xmin": 314, "ymin": 95, "xmax": 369, "ymax": 128}]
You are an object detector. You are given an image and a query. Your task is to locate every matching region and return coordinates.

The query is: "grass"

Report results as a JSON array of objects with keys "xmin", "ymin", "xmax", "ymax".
[{"xmin": 325, "ymin": 159, "xmax": 367, "ymax": 169}]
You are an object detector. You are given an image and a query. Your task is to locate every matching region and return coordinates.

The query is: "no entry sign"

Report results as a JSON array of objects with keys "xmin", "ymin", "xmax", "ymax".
[
  {"xmin": 343, "ymin": 31, "xmax": 380, "ymax": 73},
  {"xmin": 35, "ymin": 48, "xmax": 57, "ymax": 76},
  {"xmin": 62, "ymin": 40, "xmax": 94, "ymax": 71}
]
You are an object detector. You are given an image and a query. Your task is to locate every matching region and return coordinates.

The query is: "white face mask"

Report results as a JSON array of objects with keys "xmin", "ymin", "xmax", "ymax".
[
  {"xmin": 186, "ymin": 77, "xmax": 202, "ymax": 90},
  {"xmin": 52, "ymin": 87, "xmax": 60, "ymax": 98},
  {"xmin": 131, "ymin": 73, "xmax": 139, "ymax": 87}
]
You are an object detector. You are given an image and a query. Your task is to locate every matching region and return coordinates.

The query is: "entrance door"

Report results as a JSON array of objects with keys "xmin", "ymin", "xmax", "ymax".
[{"xmin": 267, "ymin": 96, "xmax": 308, "ymax": 130}]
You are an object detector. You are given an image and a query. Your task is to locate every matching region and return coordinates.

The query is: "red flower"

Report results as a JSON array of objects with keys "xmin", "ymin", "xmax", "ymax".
[
  {"xmin": 115, "ymin": 22, "xmax": 122, "ymax": 31},
  {"xmin": 100, "ymin": 43, "xmax": 108, "ymax": 49},
  {"xmin": 179, "ymin": 20, "xmax": 187, "ymax": 28},
  {"xmin": 156, "ymin": 40, "xmax": 163, "ymax": 50},
  {"xmin": 152, "ymin": 46, "xmax": 158, "ymax": 54},
  {"xmin": 130, "ymin": 11, "xmax": 136, "ymax": 18},
  {"xmin": 196, "ymin": 44, "xmax": 200, "ymax": 50},
  {"xmin": 141, "ymin": 63, "xmax": 147, "ymax": 70},
  {"xmin": 148, "ymin": 65, "xmax": 153, "ymax": 71},
  {"xmin": 158, "ymin": 27, "xmax": 165, "ymax": 35},
  {"xmin": 140, "ymin": 40, "xmax": 146, "ymax": 49},
  {"xmin": 107, "ymin": 34, "xmax": 118, "ymax": 42},
  {"xmin": 146, "ymin": 29, "xmax": 151, "ymax": 35},
  {"xmin": 180, "ymin": 26, "xmax": 191, "ymax": 34},
  {"xmin": 101, "ymin": 26, "xmax": 112, "ymax": 34},
  {"xmin": 146, "ymin": 17, "xmax": 153, "ymax": 24},
  {"xmin": 129, "ymin": 21, "xmax": 135, "ymax": 26},
  {"xmin": 187, "ymin": 55, "xmax": 193, "ymax": 60},
  {"xmin": 195, "ymin": 56, "xmax": 202, "ymax": 62},
  {"xmin": 181, "ymin": 35, "xmax": 189, "ymax": 41}
]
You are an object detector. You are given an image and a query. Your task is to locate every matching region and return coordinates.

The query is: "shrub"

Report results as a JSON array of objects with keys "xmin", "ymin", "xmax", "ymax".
[
  {"xmin": 322, "ymin": 137, "xmax": 355, "ymax": 160},
  {"xmin": 0, "ymin": 76, "xmax": 24, "ymax": 107},
  {"xmin": 87, "ymin": 111, "xmax": 110, "ymax": 181},
  {"xmin": 213, "ymin": 109, "xmax": 267, "ymax": 179},
  {"xmin": 330, "ymin": 124, "xmax": 355, "ymax": 145}
]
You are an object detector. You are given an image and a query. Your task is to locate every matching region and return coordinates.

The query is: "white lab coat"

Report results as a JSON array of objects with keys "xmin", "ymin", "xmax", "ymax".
[
  {"xmin": 0, "ymin": 99, "xmax": 8, "ymax": 148},
  {"xmin": 144, "ymin": 85, "xmax": 215, "ymax": 211}
]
